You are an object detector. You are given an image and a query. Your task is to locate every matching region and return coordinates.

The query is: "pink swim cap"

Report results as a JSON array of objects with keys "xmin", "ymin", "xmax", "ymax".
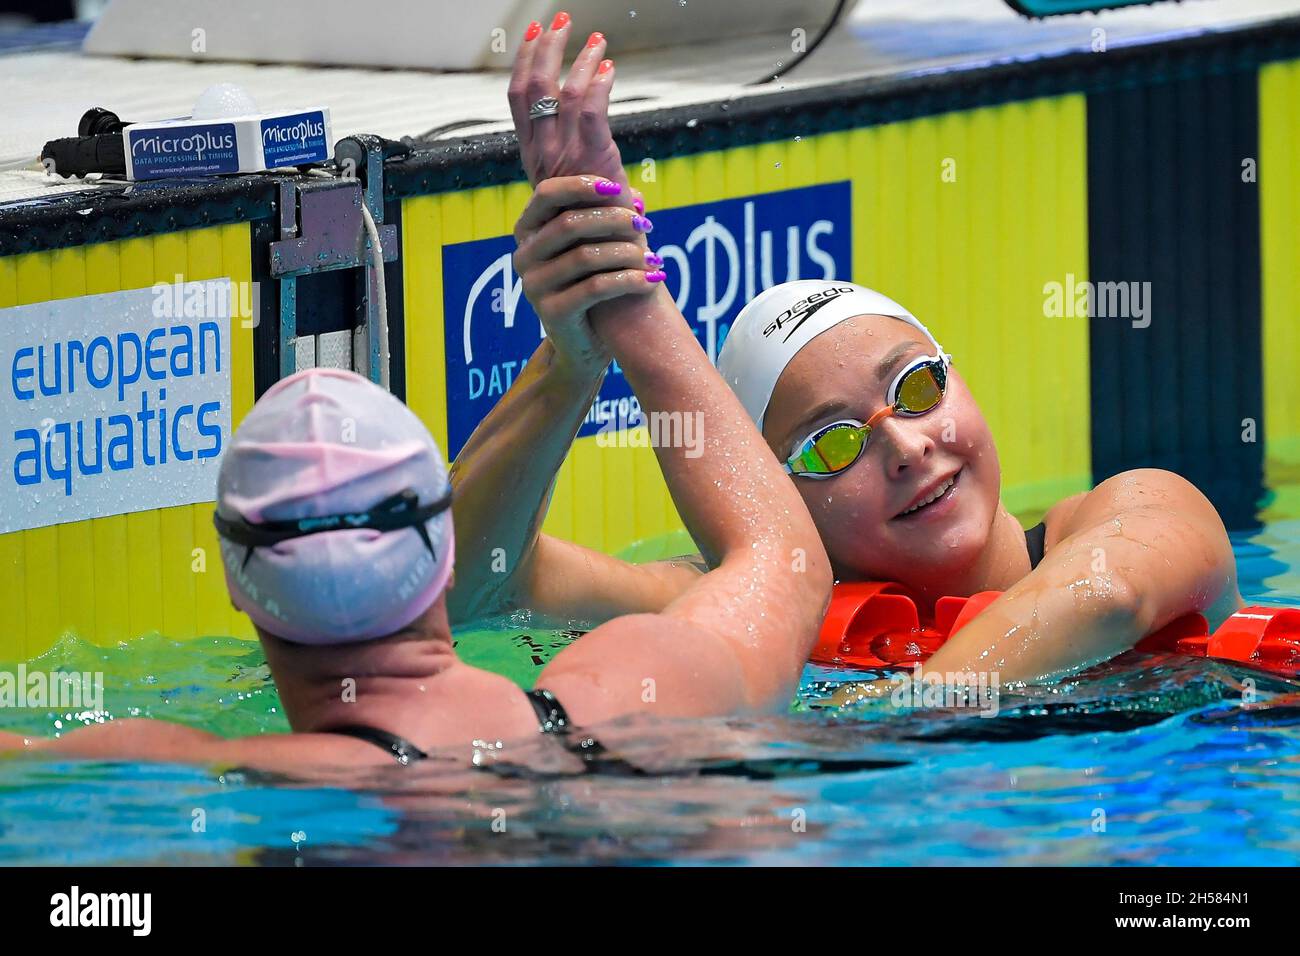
[{"xmin": 214, "ymin": 368, "xmax": 454, "ymax": 644}]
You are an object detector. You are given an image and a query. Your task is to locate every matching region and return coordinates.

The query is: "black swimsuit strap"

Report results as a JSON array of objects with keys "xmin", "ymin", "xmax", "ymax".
[
  {"xmin": 525, "ymin": 688, "xmax": 571, "ymax": 733},
  {"xmin": 325, "ymin": 691, "xmax": 637, "ymax": 774},
  {"xmin": 321, "ymin": 691, "xmax": 576, "ymax": 767},
  {"xmin": 526, "ymin": 688, "xmax": 643, "ymax": 773},
  {"xmin": 1025, "ymin": 520, "xmax": 1048, "ymax": 571},
  {"xmin": 327, "ymin": 724, "xmax": 428, "ymax": 764}
]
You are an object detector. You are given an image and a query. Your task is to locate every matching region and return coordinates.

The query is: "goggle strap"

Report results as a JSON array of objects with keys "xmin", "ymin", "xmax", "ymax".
[
  {"xmin": 865, "ymin": 405, "xmax": 895, "ymax": 430},
  {"xmin": 414, "ymin": 520, "xmax": 436, "ymax": 559},
  {"xmin": 216, "ymin": 487, "xmax": 451, "ymax": 561}
]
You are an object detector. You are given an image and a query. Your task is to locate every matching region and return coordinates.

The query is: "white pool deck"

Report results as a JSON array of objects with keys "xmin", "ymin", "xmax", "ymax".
[{"xmin": 2, "ymin": 0, "xmax": 1298, "ymax": 205}]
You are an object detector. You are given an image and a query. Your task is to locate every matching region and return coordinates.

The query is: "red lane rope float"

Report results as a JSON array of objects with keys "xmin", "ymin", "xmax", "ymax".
[{"xmin": 814, "ymin": 583, "xmax": 1300, "ymax": 675}]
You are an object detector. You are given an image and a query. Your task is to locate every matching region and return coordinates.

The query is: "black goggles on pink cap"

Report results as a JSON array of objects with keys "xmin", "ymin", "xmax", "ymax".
[{"xmin": 213, "ymin": 487, "xmax": 453, "ymax": 569}]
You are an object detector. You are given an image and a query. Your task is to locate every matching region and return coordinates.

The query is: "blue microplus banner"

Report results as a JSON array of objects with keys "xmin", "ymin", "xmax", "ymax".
[
  {"xmin": 440, "ymin": 180, "xmax": 852, "ymax": 458},
  {"xmin": 126, "ymin": 122, "xmax": 239, "ymax": 180},
  {"xmin": 260, "ymin": 110, "xmax": 329, "ymax": 167}
]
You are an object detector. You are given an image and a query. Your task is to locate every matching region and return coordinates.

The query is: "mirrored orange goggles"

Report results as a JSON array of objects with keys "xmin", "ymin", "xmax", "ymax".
[{"xmin": 784, "ymin": 355, "xmax": 948, "ymax": 478}]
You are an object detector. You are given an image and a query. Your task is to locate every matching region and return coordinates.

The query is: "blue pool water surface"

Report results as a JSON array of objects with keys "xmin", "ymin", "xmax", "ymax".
[{"xmin": 1, "ymin": 492, "xmax": 1298, "ymax": 866}]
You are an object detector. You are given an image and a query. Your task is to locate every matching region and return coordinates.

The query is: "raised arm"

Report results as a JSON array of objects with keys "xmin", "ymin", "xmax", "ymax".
[
  {"xmin": 445, "ymin": 265, "xmax": 610, "ymax": 623},
  {"xmin": 447, "ymin": 175, "xmax": 711, "ymax": 625},
  {"xmin": 526, "ymin": 181, "xmax": 834, "ymax": 721},
  {"xmin": 448, "ymin": 23, "xmax": 706, "ymax": 625}
]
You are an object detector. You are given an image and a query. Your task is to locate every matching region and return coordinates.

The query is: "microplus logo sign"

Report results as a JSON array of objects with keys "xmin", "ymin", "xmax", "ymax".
[
  {"xmin": 130, "ymin": 128, "xmax": 235, "ymax": 162},
  {"xmin": 260, "ymin": 110, "xmax": 330, "ymax": 166},
  {"xmin": 441, "ymin": 181, "xmax": 851, "ymax": 457},
  {"xmin": 1, "ymin": 280, "xmax": 232, "ymax": 534},
  {"xmin": 126, "ymin": 123, "xmax": 238, "ymax": 178},
  {"xmin": 262, "ymin": 118, "xmax": 324, "ymax": 144}
]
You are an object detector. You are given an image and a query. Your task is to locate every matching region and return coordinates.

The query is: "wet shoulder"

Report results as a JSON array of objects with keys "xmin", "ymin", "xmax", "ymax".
[{"xmin": 1041, "ymin": 491, "xmax": 1089, "ymax": 550}]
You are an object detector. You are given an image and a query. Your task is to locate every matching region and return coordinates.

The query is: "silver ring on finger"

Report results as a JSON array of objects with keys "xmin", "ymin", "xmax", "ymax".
[{"xmin": 529, "ymin": 96, "xmax": 560, "ymax": 120}]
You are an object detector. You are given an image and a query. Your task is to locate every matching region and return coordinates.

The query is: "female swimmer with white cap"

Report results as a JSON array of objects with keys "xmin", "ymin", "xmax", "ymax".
[
  {"xmin": 451, "ymin": 15, "xmax": 1244, "ymax": 691},
  {"xmin": 0, "ymin": 231, "xmax": 830, "ymax": 768}
]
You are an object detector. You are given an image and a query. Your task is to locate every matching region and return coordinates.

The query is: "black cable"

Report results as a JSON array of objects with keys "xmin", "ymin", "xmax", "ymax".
[
  {"xmin": 748, "ymin": 0, "xmax": 851, "ymax": 86},
  {"xmin": 404, "ymin": 118, "xmax": 500, "ymax": 145},
  {"xmin": 404, "ymin": 96, "xmax": 653, "ymax": 146}
]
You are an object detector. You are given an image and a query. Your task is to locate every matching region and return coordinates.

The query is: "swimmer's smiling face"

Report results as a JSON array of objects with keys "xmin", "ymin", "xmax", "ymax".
[{"xmin": 762, "ymin": 314, "xmax": 1001, "ymax": 585}]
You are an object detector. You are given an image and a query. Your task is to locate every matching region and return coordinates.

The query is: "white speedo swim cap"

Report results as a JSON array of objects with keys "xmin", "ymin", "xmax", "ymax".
[{"xmin": 717, "ymin": 280, "xmax": 947, "ymax": 431}]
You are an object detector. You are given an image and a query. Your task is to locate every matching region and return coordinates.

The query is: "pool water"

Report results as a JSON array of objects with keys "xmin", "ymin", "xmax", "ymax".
[{"xmin": 2, "ymin": 488, "xmax": 1299, "ymax": 866}]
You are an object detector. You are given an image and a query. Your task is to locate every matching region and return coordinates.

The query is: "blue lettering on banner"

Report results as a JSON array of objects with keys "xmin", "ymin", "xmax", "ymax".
[
  {"xmin": 8, "ymin": 328, "xmax": 224, "ymax": 492},
  {"xmin": 441, "ymin": 180, "xmax": 851, "ymax": 457},
  {"xmin": 1, "ymin": 280, "xmax": 233, "ymax": 535}
]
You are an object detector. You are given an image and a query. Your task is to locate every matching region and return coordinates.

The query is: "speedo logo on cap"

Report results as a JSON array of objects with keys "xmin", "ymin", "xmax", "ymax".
[{"xmin": 762, "ymin": 285, "xmax": 857, "ymax": 342}]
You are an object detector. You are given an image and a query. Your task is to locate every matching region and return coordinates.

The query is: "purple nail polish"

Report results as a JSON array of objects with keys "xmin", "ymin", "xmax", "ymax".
[
  {"xmin": 632, "ymin": 197, "xmax": 645, "ymax": 214},
  {"xmin": 632, "ymin": 214, "xmax": 653, "ymax": 233},
  {"xmin": 645, "ymin": 270, "xmax": 666, "ymax": 283},
  {"xmin": 644, "ymin": 251, "xmax": 663, "ymax": 267},
  {"xmin": 593, "ymin": 179, "xmax": 622, "ymax": 196}
]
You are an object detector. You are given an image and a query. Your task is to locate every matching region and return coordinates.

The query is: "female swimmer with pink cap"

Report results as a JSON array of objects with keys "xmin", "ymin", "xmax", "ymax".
[
  {"xmin": 451, "ymin": 15, "xmax": 1243, "ymax": 692},
  {"xmin": 0, "ymin": 249, "xmax": 831, "ymax": 768}
]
